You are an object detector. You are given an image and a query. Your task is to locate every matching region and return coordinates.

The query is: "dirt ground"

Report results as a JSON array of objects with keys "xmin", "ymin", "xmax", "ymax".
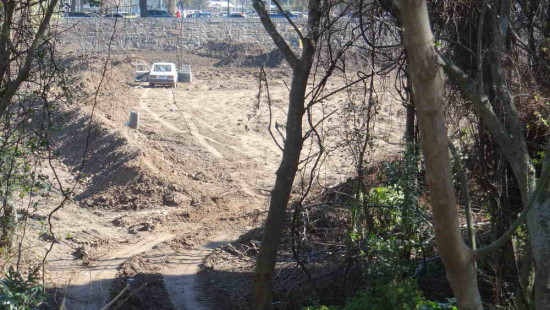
[{"xmin": 14, "ymin": 45, "xmax": 403, "ymax": 309}]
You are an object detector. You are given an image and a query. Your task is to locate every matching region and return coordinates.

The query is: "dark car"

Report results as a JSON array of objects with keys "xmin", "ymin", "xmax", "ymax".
[
  {"xmin": 104, "ymin": 12, "xmax": 124, "ymax": 18},
  {"xmin": 147, "ymin": 10, "xmax": 171, "ymax": 17},
  {"xmin": 65, "ymin": 12, "xmax": 93, "ymax": 17},
  {"xmin": 268, "ymin": 10, "xmax": 297, "ymax": 18},
  {"xmin": 227, "ymin": 12, "xmax": 246, "ymax": 18}
]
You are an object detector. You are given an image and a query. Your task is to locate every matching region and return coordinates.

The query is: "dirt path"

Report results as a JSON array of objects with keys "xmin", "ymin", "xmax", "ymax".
[
  {"xmin": 161, "ymin": 235, "xmax": 231, "ymax": 310},
  {"xmin": 49, "ymin": 232, "xmax": 176, "ymax": 310},
  {"xmin": 136, "ymin": 85, "xmax": 261, "ymax": 309},
  {"xmin": 139, "ymin": 87, "xmax": 224, "ymax": 159},
  {"xmin": 39, "ymin": 60, "xmax": 403, "ymax": 310},
  {"xmin": 46, "ymin": 77, "xmax": 278, "ymax": 309}
]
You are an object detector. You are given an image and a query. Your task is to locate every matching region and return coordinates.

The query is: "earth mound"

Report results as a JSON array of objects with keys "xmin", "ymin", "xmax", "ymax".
[{"xmin": 199, "ymin": 41, "xmax": 285, "ymax": 68}]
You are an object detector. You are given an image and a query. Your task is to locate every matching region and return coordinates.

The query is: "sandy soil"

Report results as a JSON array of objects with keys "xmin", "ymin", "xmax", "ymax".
[{"xmin": 14, "ymin": 48, "xmax": 403, "ymax": 309}]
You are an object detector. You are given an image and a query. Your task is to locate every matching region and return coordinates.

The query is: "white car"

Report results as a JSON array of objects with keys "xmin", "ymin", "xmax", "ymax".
[{"xmin": 148, "ymin": 63, "xmax": 178, "ymax": 88}]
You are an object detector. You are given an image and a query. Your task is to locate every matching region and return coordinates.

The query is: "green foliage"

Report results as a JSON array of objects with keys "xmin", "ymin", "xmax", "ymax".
[
  {"xmin": 532, "ymin": 151, "xmax": 545, "ymax": 166},
  {"xmin": 419, "ymin": 299, "xmax": 458, "ymax": 310},
  {"xmin": 361, "ymin": 234, "xmax": 411, "ymax": 280},
  {"xmin": 368, "ymin": 185, "xmax": 404, "ymax": 205},
  {"xmin": 362, "ymin": 185, "xmax": 404, "ymax": 232},
  {"xmin": 0, "ymin": 127, "xmax": 52, "ymax": 251},
  {"xmin": 0, "ymin": 267, "xmax": 46, "ymax": 309},
  {"xmin": 534, "ymin": 111, "xmax": 550, "ymax": 127},
  {"xmin": 88, "ymin": 0, "xmax": 101, "ymax": 7},
  {"xmin": 342, "ymin": 279, "xmax": 424, "ymax": 310},
  {"xmin": 320, "ymin": 151, "xmax": 444, "ymax": 310},
  {"xmin": 305, "ymin": 279, "xmax": 456, "ymax": 310},
  {"xmin": 385, "ymin": 151, "xmax": 432, "ymax": 254},
  {"xmin": 0, "ymin": 134, "xmax": 50, "ymax": 200}
]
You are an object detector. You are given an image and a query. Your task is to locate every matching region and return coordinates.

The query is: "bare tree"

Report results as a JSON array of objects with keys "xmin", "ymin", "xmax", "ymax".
[
  {"xmin": 248, "ymin": 1, "xmax": 323, "ymax": 308},
  {"xmin": 400, "ymin": 1, "xmax": 483, "ymax": 308}
]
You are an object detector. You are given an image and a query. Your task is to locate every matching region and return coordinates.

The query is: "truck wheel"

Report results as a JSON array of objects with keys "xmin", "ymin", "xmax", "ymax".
[
  {"xmin": 173, "ymin": 82, "xmax": 178, "ymax": 88},
  {"xmin": 149, "ymin": 83, "xmax": 155, "ymax": 87}
]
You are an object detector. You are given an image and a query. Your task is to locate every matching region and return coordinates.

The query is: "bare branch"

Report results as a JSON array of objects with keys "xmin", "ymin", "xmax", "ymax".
[
  {"xmin": 252, "ymin": 0, "xmax": 299, "ymax": 69},
  {"xmin": 476, "ymin": 146, "xmax": 550, "ymax": 257}
]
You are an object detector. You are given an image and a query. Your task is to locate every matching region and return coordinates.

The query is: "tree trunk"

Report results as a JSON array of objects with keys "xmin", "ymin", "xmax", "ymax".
[
  {"xmin": 0, "ymin": 202, "xmax": 14, "ymax": 250},
  {"xmin": 164, "ymin": 0, "xmax": 176, "ymax": 15},
  {"xmin": 248, "ymin": 0, "xmax": 321, "ymax": 308},
  {"xmin": 249, "ymin": 65, "xmax": 309, "ymax": 309},
  {"xmin": 516, "ymin": 246, "xmax": 535, "ymax": 309},
  {"xmin": 529, "ymin": 143, "xmax": 550, "ymax": 309},
  {"xmin": 140, "ymin": 0, "xmax": 148, "ymax": 17},
  {"xmin": 401, "ymin": 1, "xmax": 482, "ymax": 309},
  {"xmin": 100, "ymin": 0, "xmax": 107, "ymax": 15}
]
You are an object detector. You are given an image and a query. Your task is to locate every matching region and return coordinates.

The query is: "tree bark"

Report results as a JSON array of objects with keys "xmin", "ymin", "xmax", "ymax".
[{"xmin": 401, "ymin": 1, "xmax": 482, "ymax": 309}]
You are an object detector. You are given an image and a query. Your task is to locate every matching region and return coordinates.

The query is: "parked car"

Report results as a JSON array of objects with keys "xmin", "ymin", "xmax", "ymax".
[
  {"xmin": 183, "ymin": 10, "xmax": 199, "ymax": 17},
  {"xmin": 64, "ymin": 12, "xmax": 93, "ymax": 17},
  {"xmin": 199, "ymin": 11, "xmax": 212, "ymax": 18},
  {"xmin": 104, "ymin": 12, "xmax": 123, "ymax": 18},
  {"xmin": 135, "ymin": 63, "xmax": 150, "ymax": 82},
  {"xmin": 268, "ymin": 10, "xmax": 298, "ymax": 18},
  {"xmin": 147, "ymin": 10, "xmax": 171, "ymax": 17},
  {"xmin": 104, "ymin": 11, "xmax": 137, "ymax": 18},
  {"xmin": 227, "ymin": 12, "xmax": 246, "ymax": 18},
  {"xmin": 148, "ymin": 63, "xmax": 178, "ymax": 88}
]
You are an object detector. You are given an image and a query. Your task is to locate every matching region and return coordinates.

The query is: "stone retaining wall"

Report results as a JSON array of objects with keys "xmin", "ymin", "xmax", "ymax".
[{"xmin": 55, "ymin": 18, "xmax": 304, "ymax": 53}]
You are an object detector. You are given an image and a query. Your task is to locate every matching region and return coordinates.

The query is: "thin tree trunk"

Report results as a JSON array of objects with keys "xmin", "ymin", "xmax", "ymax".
[
  {"xmin": 449, "ymin": 143, "xmax": 476, "ymax": 250},
  {"xmin": 404, "ymin": 71, "xmax": 416, "ymax": 145},
  {"xmin": 248, "ymin": 1, "xmax": 320, "ymax": 309},
  {"xmin": 401, "ymin": 1, "xmax": 482, "ymax": 309},
  {"xmin": 0, "ymin": 202, "xmax": 14, "ymax": 250},
  {"xmin": 529, "ymin": 143, "xmax": 550, "ymax": 309},
  {"xmin": 516, "ymin": 246, "xmax": 535, "ymax": 309},
  {"xmin": 249, "ymin": 66, "xmax": 308, "ymax": 310}
]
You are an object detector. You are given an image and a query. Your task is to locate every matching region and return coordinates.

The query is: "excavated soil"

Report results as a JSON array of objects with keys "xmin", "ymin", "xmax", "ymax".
[{"xmin": 13, "ymin": 42, "xmax": 404, "ymax": 309}]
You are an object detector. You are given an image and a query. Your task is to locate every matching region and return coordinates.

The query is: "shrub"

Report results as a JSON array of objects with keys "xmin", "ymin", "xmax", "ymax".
[
  {"xmin": 304, "ymin": 279, "xmax": 457, "ymax": 310},
  {"xmin": 0, "ymin": 267, "xmax": 46, "ymax": 310}
]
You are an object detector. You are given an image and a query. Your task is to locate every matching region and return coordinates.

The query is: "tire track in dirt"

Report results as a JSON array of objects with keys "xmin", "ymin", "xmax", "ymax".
[
  {"xmin": 161, "ymin": 235, "xmax": 231, "ymax": 310},
  {"xmin": 139, "ymin": 88, "xmax": 188, "ymax": 134},
  {"xmin": 138, "ymin": 87, "xmax": 224, "ymax": 159},
  {"xmin": 49, "ymin": 232, "xmax": 175, "ymax": 310},
  {"xmin": 136, "ymin": 86, "xmax": 243, "ymax": 309}
]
